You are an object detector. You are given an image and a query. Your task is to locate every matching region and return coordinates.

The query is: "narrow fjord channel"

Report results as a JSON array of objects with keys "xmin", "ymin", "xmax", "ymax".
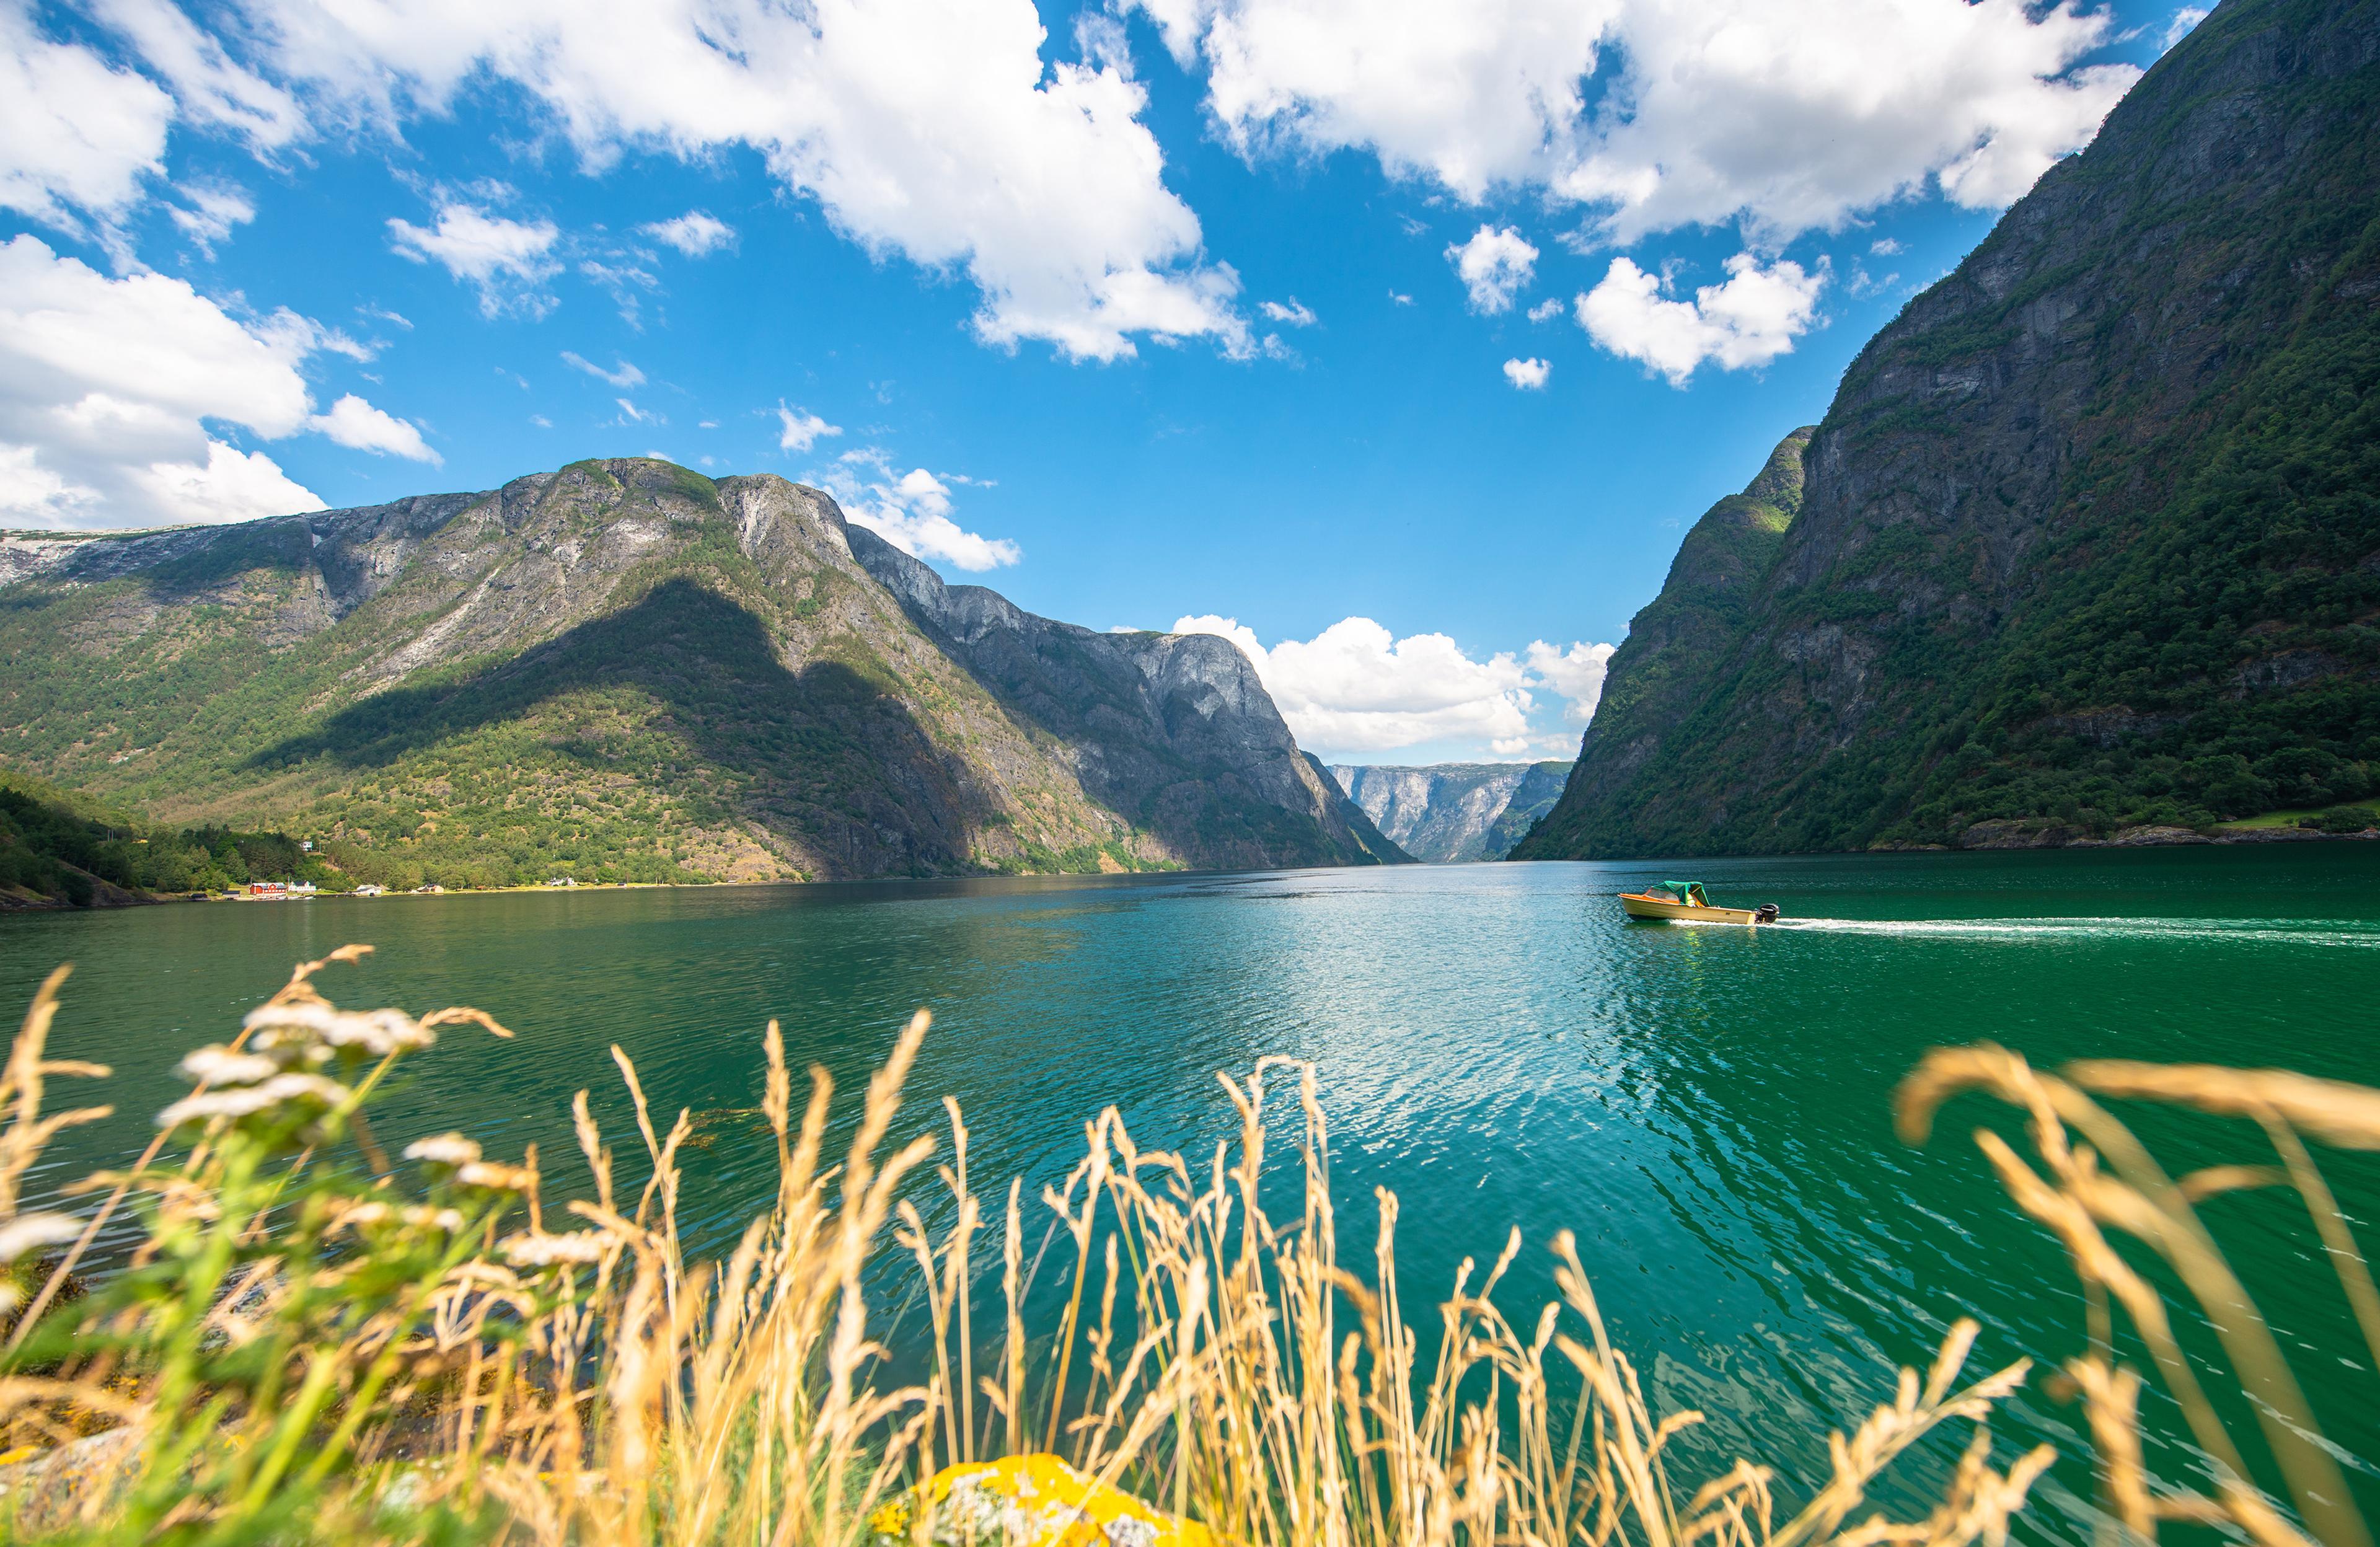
[{"xmin": 7, "ymin": 843, "xmax": 2378, "ymax": 1538}]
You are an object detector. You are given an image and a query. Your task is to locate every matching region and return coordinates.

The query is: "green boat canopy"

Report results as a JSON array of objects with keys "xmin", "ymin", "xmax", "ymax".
[{"xmin": 1660, "ymin": 880, "xmax": 1712, "ymax": 904}]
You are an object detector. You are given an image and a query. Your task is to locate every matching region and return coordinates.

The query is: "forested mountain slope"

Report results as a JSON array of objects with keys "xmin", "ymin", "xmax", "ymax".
[
  {"xmin": 0, "ymin": 459, "xmax": 1400, "ymax": 888},
  {"xmin": 1518, "ymin": 0, "xmax": 2380, "ymax": 859}
]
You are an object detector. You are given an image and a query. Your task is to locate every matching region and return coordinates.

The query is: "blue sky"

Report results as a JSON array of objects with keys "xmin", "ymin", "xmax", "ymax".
[{"xmin": 1, "ymin": 0, "xmax": 2207, "ymax": 762}]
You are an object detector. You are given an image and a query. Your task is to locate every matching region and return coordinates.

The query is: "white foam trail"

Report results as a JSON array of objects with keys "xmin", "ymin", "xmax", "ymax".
[{"xmin": 1765, "ymin": 916, "xmax": 2380, "ymax": 949}]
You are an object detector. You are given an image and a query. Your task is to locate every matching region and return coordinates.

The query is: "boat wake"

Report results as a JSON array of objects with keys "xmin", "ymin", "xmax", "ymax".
[{"xmin": 1766, "ymin": 915, "xmax": 2380, "ymax": 949}]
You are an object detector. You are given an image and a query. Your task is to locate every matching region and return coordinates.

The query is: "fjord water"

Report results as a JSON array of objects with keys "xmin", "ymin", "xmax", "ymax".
[{"xmin": 6, "ymin": 844, "xmax": 2379, "ymax": 1535}]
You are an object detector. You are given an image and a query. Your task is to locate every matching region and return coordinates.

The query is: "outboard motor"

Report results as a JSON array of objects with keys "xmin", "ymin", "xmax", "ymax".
[{"xmin": 1755, "ymin": 904, "xmax": 1780, "ymax": 923}]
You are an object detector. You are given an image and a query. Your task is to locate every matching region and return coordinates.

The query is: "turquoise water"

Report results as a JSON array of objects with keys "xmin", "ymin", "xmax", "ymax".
[{"xmin": 5, "ymin": 844, "xmax": 2379, "ymax": 1537}]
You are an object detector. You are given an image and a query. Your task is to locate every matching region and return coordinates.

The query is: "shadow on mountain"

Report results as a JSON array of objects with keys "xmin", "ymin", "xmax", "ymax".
[{"xmin": 251, "ymin": 577, "xmax": 984, "ymax": 878}]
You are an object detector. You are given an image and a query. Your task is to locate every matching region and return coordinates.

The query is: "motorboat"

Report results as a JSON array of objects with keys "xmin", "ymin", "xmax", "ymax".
[{"xmin": 1618, "ymin": 880, "xmax": 1779, "ymax": 925}]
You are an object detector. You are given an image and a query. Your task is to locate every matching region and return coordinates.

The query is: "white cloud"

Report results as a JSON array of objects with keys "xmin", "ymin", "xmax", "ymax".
[
  {"xmin": 87, "ymin": 0, "xmax": 304, "ymax": 151},
  {"xmin": 562, "ymin": 350, "xmax": 645, "ymax": 389},
  {"xmin": 1388, "ymin": 290, "xmax": 1413, "ymax": 306},
  {"xmin": 1526, "ymin": 297, "xmax": 1563, "ymax": 322},
  {"xmin": 0, "ymin": 6, "xmax": 173, "ymax": 236},
  {"xmin": 310, "ymin": 394, "xmax": 440, "ymax": 464},
  {"xmin": 386, "ymin": 202, "xmax": 562, "ymax": 317},
  {"xmin": 0, "ymin": 443, "xmax": 98, "ymax": 523},
  {"xmin": 613, "ymin": 397, "xmax": 659, "ymax": 425},
  {"xmin": 1576, "ymin": 252, "xmax": 1823, "ymax": 386},
  {"xmin": 129, "ymin": 441, "xmax": 323, "ymax": 526},
  {"xmin": 1447, "ymin": 224, "xmax": 1536, "ymax": 312},
  {"xmin": 1502, "ymin": 356, "xmax": 1549, "ymax": 390},
  {"xmin": 777, "ymin": 405, "xmax": 842, "ymax": 452},
  {"xmin": 0, "ymin": 234, "xmax": 436, "ymax": 529},
  {"xmin": 1173, "ymin": 613, "xmax": 1622, "ymax": 756},
  {"xmin": 169, "ymin": 181, "xmax": 257, "ymax": 254},
  {"xmin": 1149, "ymin": 0, "xmax": 1613, "ymax": 201},
  {"xmin": 1175, "ymin": 614, "xmax": 1533, "ymax": 755},
  {"xmin": 2160, "ymin": 6, "xmax": 2209, "ymax": 50},
  {"xmin": 1259, "ymin": 297, "xmax": 1316, "ymax": 326},
  {"xmin": 1870, "ymin": 236, "xmax": 1903, "ymax": 256},
  {"xmin": 640, "ymin": 209, "xmax": 735, "ymax": 256},
  {"xmin": 1136, "ymin": 0, "xmax": 2138, "ymax": 242},
  {"xmin": 1525, "ymin": 640, "xmax": 1615, "ymax": 725},
  {"xmin": 821, "ymin": 449, "xmax": 1020, "ymax": 571},
  {"xmin": 360, "ymin": 304, "xmax": 413, "ymax": 330},
  {"xmin": 228, "ymin": 0, "xmax": 1248, "ymax": 363}
]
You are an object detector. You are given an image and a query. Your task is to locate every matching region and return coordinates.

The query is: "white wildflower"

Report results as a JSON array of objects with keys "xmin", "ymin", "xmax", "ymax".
[
  {"xmin": 403, "ymin": 1133, "xmax": 482, "ymax": 1167},
  {"xmin": 177, "ymin": 1046, "xmax": 280, "ymax": 1086},
  {"xmin": 0, "ymin": 1212, "xmax": 82, "ymax": 1263},
  {"xmin": 456, "ymin": 1161, "xmax": 538, "ymax": 1192},
  {"xmin": 242, "ymin": 1002, "xmax": 434, "ymax": 1057},
  {"xmin": 157, "ymin": 1073, "xmax": 349, "ymax": 1128},
  {"xmin": 334, "ymin": 1202, "xmax": 467, "ymax": 1234},
  {"xmin": 499, "ymin": 1230, "xmax": 614, "ymax": 1266}
]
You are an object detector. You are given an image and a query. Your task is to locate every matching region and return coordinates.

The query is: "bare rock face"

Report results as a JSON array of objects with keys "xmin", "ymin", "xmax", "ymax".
[
  {"xmin": 0, "ymin": 459, "xmax": 1404, "ymax": 885},
  {"xmin": 1329, "ymin": 762, "xmax": 1570, "ymax": 862},
  {"xmin": 1518, "ymin": 0, "xmax": 2380, "ymax": 860},
  {"xmin": 846, "ymin": 526, "xmax": 1404, "ymax": 870}
]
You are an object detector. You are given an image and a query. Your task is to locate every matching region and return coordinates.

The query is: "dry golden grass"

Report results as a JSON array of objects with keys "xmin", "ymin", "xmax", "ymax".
[{"xmin": 0, "ymin": 951, "xmax": 2363, "ymax": 1547}]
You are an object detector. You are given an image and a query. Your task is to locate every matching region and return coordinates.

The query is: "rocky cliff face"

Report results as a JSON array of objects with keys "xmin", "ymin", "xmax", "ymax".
[
  {"xmin": 847, "ymin": 526, "xmax": 1405, "ymax": 869},
  {"xmin": 0, "ymin": 459, "xmax": 1403, "ymax": 885},
  {"xmin": 1517, "ymin": 0, "xmax": 2380, "ymax": 859},
  {"xmin": 1331, "ymin": 761, "xmax": 1571, "ymax": 862}
]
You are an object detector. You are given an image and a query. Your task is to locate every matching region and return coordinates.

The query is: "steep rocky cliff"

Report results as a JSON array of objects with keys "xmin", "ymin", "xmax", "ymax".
[
  {"xmin": 0, "ymin": 459, "xmax": 1403, "ymax": 886},
  {"xmin": 1331, "ymin": 761, "xmax": 1572, "ymax": 862},
  {"xmin": 845, "ymin": 526, "xmax": 1403, "ymax": 868},
  {"xmin": 1518, "ymin": 0, "xmax": 2380, "ymax": 859}
]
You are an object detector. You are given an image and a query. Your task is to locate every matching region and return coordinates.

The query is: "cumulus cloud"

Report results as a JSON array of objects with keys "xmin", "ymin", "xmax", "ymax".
[
  {"xmin": 386, "ymin": 202, "xmax": 562, "ymax": 317},
  {"xmin": 208, "ymin": 0, "xmax": 1246, "ymax": 363},
  {"xmin": 1134, "ymin": 0, "xmax": 2138, "ymax": 241},
  {"xmin": 639, "ymin": 209, "xmax": 735, "ymax": 255},
  {"xmin": 777, "ymin": 405, "xmax": 841, "ymax": 452},
  {"xmin": 0, "ymin": 6, "xmax": 173, "ymax": 236},
  {"xmin": 1502, "ymin": 356, "xmax": 1549, "ymax": 390},
  {"xmin": 1171, "ymin": 614, "xmax": 1621, "ymax": 757},
  {"xmin": 1526, "ymin": 297, "xmax": 1564, "ymax": 322},
  {"xmin": 1175, "ymin": 615, "xmax": 1532, "ymax": 754},
  {"xmin": 1259, "ymin": 297, "xmax": 1316, "ymax": 326},
  {"xmin": 561, "ymin": 350, "xmax": 645, "ymax": 389},
  {"xmin": 1525, "ymin": 640, "xmax": 1615, "ymax": 725},
  {"xmin": 1576, "ymin": 253, "xmax": 1823, "ymax": 385},
  {"xmin": 819, "ymin": 449, "xmax": 1018, "ymax": 571},
  {"xmin": 310, "ymin": 394, "xmax": 440, "ymax": 464},
  {"xmin": 1447, "ymin": 224, "xmax": 1537, "ymax": 312},
  {"xmin": 0, "ymin": 234, "xmax": 428, "ymax": 529}
]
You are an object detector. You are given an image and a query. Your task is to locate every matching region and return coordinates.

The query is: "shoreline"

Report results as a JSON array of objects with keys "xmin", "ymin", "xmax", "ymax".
[{"xmin": 6, "ymin": 824, "xmax": 2376, "ymax": 915}]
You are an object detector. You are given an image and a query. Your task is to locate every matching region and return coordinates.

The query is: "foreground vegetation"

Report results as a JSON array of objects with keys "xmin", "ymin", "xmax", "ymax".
[{"xmin": 0, "ymin": 950, "xmax": 2371, "ymax": 1545}]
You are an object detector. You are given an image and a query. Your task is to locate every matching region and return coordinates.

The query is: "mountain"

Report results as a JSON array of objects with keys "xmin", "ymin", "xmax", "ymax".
[
  {"xmin": 0, "ymin": 459, "xmax": 1404, "ymax": 889},
  {"xmin": 1518, "ymin": 0, "xmax": 2380, "ymax": 860},
  {"xmin": 1331, "ymin": 761, "xmax": 1572, "ymax": 862},
  {"xmin": 1478, "ymin": 762, "xmax": 1574, "ymax": 858}
]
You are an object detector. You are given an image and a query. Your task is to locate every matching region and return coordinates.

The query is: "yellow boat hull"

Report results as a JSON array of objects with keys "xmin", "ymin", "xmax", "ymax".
[{"xmin": 1619, "ymin": 892, "xmax": 1763, "ymax": 925}]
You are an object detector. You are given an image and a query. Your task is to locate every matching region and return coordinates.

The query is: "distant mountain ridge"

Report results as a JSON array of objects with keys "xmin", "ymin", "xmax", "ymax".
[
  {"xmin": 1330, "ymin": 762, "xmax": 1571, "ymax": 862},
  {"xmin": 1518, "ymin": 0, "xmax": 2380, "ymax": 859},
  {"xmin": 0, "ymin": 458, "xmax": 1403, "ymax": 888}
]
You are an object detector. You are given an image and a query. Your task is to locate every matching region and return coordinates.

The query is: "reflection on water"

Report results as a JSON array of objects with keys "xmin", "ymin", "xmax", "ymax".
[{"xmin": 4, "ymin": 843, "xmax": 2379, "ymax": 1538}]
